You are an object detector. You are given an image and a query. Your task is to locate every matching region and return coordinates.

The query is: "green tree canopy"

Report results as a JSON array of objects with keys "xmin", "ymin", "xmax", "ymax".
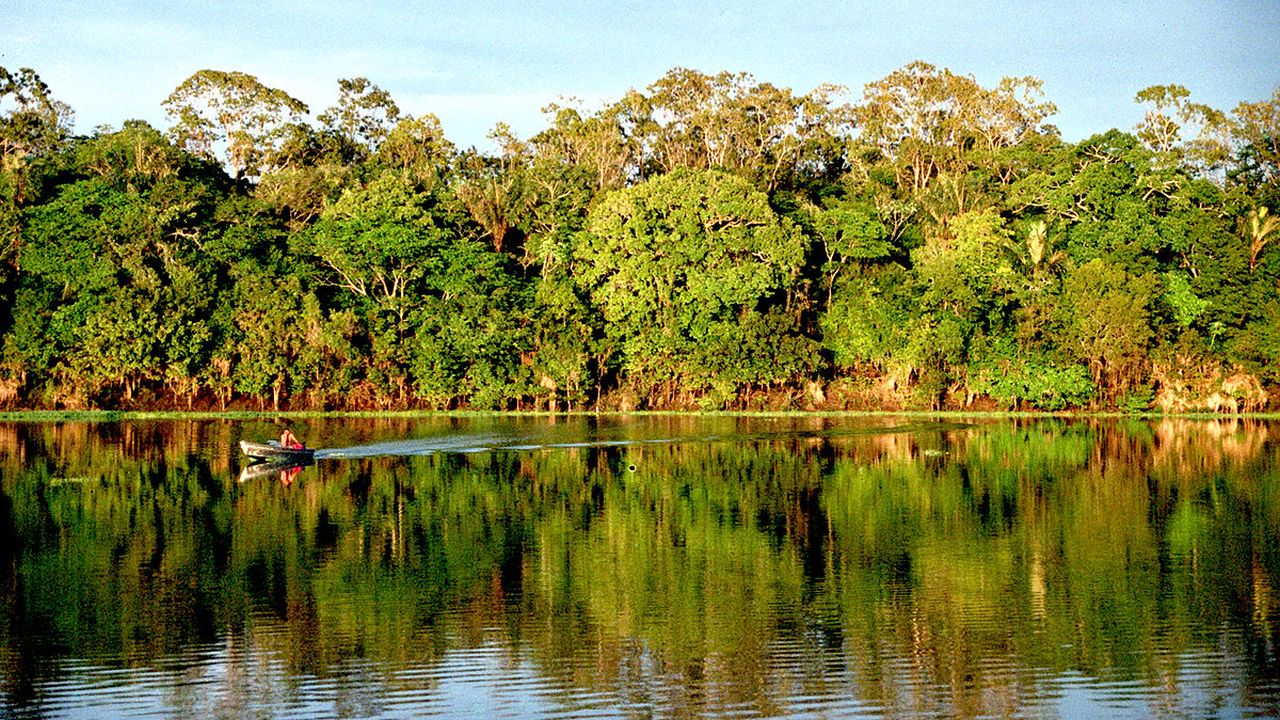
[
  {"xmin": 163, "ymin": 69, "xmax": 309, "ymax": 180},
  {"xmin": 575, "ymin": 169, "xmax": 809, "ymax": 400}
]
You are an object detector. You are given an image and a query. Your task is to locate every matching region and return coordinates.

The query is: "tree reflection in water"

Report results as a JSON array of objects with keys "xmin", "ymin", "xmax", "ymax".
[{"xmin": 0, "ymin": 416, "xmax": 1276, "ymax": 718}]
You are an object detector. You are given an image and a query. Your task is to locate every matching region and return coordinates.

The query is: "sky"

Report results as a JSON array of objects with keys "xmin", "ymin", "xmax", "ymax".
[{"xmin": 3, "ymin": 1, "xmax": 1279, "ymax": 151}]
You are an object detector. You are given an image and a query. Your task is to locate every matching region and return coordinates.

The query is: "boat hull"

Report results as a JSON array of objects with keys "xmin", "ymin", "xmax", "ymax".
[{"xmin": 239, "ymin": 440, "xmax": 315, "ymax": 462}]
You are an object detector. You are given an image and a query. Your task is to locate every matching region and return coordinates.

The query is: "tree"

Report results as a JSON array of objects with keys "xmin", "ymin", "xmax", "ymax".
[
  {"xmin": 372, "ymin": 114, "xmax": 455, "ymax": 189},
  {"xmin": 254, "ymin": 158, "xmax": 350, "ymax": 231},
  {"xmin": 1013, "ymin": 131, "xmax": 1165, "ymax": 271},
  {"xmin": 454, "ymin": 125, "xmax": 531, "ymax": 254},
  {"xmin": 1231, "ymin": 298, "xmax": 1280, "ymax": 385},
  {"xmin": 853, "ymin": 61, "xmax": 1055, "ymax": 195},
  {"xmin": 1135, "ymin": 85, "xmax": 1192, "ymax": 154},
  {"xmin": 525, "ymin": 275, "xmax": 597, "ymax": 410},
  {"xmin": 229, "ymin": 273, "xmax": 311, "ymax": 409},
  {"xmin": 1005, "ymin": 219, "xmax": 1069, "ymax": 349},
  {"xmin": 1059, "ymin": 259, "xmax": 1159, "ymax": 400},
  {"xmin": 889, "ymin": 209, "xmax": 1022, "ymax": 406},
  {"xmin": 297, "ymin": 168, "xmax": 522, "ymax": 407},
  {"xmin": 515, "ymin": 157, "xmax": 594, "ymax": 273},
  {"xmin": 0, "ymin": 66, "xmax": 73, "ymax": 163},
  {"xmin": 300, "ymin": 172, "xmax": 452, "ymax": 324},
  {"xmin": 409, "ymin": 275, "xmax": 526, "ymax": 410},
  {"xmin": 532, "ymin": 98, "xmax": 643, "ymax": 191},
  {"xmin": 66, "ymin": 287, "xmax": 166, "ymax": 403},
  {"xmin": 163, "ymin": 69, "xmax": 309, "ymax": 180},
  {"xmin": 1229, "ymin": 89, "xmax": 1280, "ymax": 192},
  {"xmin": 639, "ymin": 68, "xmax": 852, "ymax": 190},
  {"xmin": 806, "ymin": 198, "xmax": 891, "ymax": 308},
  {"xmin": 821, "ymin": 265, "xmax": 916, "ymax": 379},
  {"xmin": 575, "ymin": 169, "xmax": 807, "ymax": 402},
  {"xmin": 318, "ymin": 77, "xmax": 401, "ymax": 162},
  {"xmin": 912, "ymin": 208, "xmax": 1016, "ymax": 324},
  {"xmin": 0, "ymin": 66, "xmax": 73, "ymax": 291},
  {"xmin": 12, "ymin": 122, "xmax": 227, "ymax": 405},
  {"xmin": 1133, "ymin": 84, "xmax": 1230, "ymax": 174},
  {"xmin": 1243, "ymin": 205, "xmax": 1279, "ymax": 272},
  {"xmin": 1011, "ymin": 220, "xmax": 1066, "ymax": 291}
]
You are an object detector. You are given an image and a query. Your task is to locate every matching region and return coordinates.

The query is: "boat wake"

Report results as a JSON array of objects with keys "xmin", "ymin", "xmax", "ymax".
[
  {"xmin": 312, "ymin": 433, "xmax": 683, "ymax": 459},
  {"xmin": 314, "ymin": 434, "xmax": 521, "ymax": 459},
  {"xmin": 309, "ymin": 421, "xmax": 972, "ymax": 461}
]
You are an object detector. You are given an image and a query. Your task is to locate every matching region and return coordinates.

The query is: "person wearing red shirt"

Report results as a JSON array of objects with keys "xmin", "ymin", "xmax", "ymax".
[{"xmin": 280, "ymin": 428, "xmax": 304, "ymax": 450}]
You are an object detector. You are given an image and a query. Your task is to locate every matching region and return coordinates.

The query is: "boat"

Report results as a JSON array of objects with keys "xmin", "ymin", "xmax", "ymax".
[{"xmin": 239, "ymin": 439, "xmax": 315, "ymax": 462}]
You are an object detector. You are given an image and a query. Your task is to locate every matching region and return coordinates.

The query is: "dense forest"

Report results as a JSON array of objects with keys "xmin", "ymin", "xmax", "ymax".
[{"xmin": 0, "ymin": 63, "xmax": 1277, "ymax": 411}]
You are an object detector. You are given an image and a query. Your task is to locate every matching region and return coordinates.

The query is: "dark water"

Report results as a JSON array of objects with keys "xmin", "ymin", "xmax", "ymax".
[{"xmin": 0, "ymin": 415, "xmax": 1277, "ymax": 719}]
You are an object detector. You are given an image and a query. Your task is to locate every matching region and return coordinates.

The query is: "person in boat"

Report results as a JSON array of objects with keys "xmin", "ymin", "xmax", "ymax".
[{"xmin": 280, "ymin": 428, "xmax": 304, "ymax": 450}]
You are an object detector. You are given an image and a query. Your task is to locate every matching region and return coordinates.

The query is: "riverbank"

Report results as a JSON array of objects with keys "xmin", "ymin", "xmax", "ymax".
[{"xmin": 3, "ymin": 408, "xmax": 1279, "ymax": 422}]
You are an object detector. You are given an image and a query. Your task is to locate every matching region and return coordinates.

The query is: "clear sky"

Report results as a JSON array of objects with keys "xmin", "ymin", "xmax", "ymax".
[{"xmin": 4, "ymin": 0, "xmax": 1278, "ymax": 150}]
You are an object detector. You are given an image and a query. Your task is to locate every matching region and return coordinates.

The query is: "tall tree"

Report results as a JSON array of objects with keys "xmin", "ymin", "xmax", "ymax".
[
  {"xmin": 372, "ymin": 114, "xmax": 455, "ymax": 189},
  {"xmin": 853, "ymin": 61, "xmax": 1055, "ymax": 196},
  {"xmin": 1133, "ymin": 84, "xmax": 1230, "ymax": 175},
  {"xmin": 455, "ymin": 124, "xmax": 531, "ymax": 254},
  {"xmin": 318, "ymin": 76, "xmax": 401, "ymax": 162},
  {"xmin": 639, "ymin": 68, "xmax": 852, "ymax": 190},
  {"xmin": 532, "ymin": 97, "xmax": 643, "ymax": 191},
  {"xmin": 575, "ymin": 169, "xmax": 809, "ymax": 403},
  {"xmin": 163, "ymin": 69, "xmax": 309, "ymax": 180},
  {"xmin": 0, "ymin": 66, "xmax": 73, "ymax": 296},
  {"xmin": 0, "ymin": 66, "xmax": 73, "ymax": 163},
  {"xmin": 1230, "ymin": 88, "xmax": 1280, "ymax": 196}
]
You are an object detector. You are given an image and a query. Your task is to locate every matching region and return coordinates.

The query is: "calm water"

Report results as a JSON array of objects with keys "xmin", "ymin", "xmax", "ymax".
[{"xmin": 0, "ymin": 415, "xmax": 1277, "ymax": 719}]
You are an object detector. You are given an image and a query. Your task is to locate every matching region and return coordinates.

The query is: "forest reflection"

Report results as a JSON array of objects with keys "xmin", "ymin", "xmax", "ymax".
[{"xmin": 0, "ymin": 416, "xmax": 1277, "ymax": 718}]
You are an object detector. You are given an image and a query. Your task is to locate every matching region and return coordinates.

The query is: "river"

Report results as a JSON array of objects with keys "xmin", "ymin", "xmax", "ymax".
[{"xmin": 0, "ymin": 415, "xmax": 1276, "ymax": 718}]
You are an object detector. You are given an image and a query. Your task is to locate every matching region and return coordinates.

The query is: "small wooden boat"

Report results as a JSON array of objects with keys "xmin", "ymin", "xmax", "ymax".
[{"xmin": 239, "ymin": 439, "xmax": 315, "ymax": 462}]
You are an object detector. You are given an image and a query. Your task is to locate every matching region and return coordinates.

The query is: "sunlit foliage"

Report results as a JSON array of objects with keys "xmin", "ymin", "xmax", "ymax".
[{"xmin": 0, "ymin": 64, "xmax": 1277, "ymax": 411}]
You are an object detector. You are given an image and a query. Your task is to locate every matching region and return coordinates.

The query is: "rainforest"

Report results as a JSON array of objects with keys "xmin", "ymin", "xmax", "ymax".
[{"xmin": 1, "ymin": 63, "xmax": 1277, "ymax": 412}]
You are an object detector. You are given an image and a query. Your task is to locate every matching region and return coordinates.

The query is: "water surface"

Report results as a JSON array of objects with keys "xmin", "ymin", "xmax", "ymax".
[{"xmin": 0, "ymin": 415, "xmax": 1277, "ymax": 718}]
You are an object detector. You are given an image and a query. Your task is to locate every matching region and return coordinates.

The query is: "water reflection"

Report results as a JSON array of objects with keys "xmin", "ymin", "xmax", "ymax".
[{"xmin": 0, "ymin": 416, "xmax": 1277, "ymax": 718}]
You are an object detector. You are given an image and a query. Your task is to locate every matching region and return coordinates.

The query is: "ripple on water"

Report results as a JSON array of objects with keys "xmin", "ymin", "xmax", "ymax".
[{"xmin": 10, "ymin": 621, "xmax": 1280, "ymax": 719}]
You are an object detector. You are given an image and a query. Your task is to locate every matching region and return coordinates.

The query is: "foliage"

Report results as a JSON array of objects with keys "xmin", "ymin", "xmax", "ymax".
[
  {"xmin": 0, "ymin": 63, "xmax": 1277, "ymax": 411},
  {"xmin": 1059, "ymin": 260, "xmax": 1159, "ymax": 399},
  {"xmin": 821, "ymin": 266, "xmax": 915, "ymax": 372},
  {"xmin": 163, "ymin": 69, "xmax": 309, "ymax": 179},
  {"xmin": 967, "ymin": 339, "xmax": 1096, "ymax": 410},
  {"xmin": 575, "ymin": 169, "xmax": 807, "ymax": 401}
]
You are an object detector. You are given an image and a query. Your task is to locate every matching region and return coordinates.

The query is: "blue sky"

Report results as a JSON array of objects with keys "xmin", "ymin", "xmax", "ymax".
[{"xmin": 4, "ymin": 1, "xmax": 1278, "ymax": 150}]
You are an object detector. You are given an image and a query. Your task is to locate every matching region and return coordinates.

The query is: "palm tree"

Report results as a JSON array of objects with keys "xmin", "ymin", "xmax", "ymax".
[
  {"xmin": 1011, "ymin": 220, "xmax": 1066, "ymax": 294},
  {"xmin": 1245, "ymin": 206, "xmax": 1279, "ymax": 272}
]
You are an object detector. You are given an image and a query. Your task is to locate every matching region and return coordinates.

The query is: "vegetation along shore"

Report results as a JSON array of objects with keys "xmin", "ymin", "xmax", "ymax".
[{"xmin": 1, "ymin": 63, "xmax": 1277, "ymax": 413}]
